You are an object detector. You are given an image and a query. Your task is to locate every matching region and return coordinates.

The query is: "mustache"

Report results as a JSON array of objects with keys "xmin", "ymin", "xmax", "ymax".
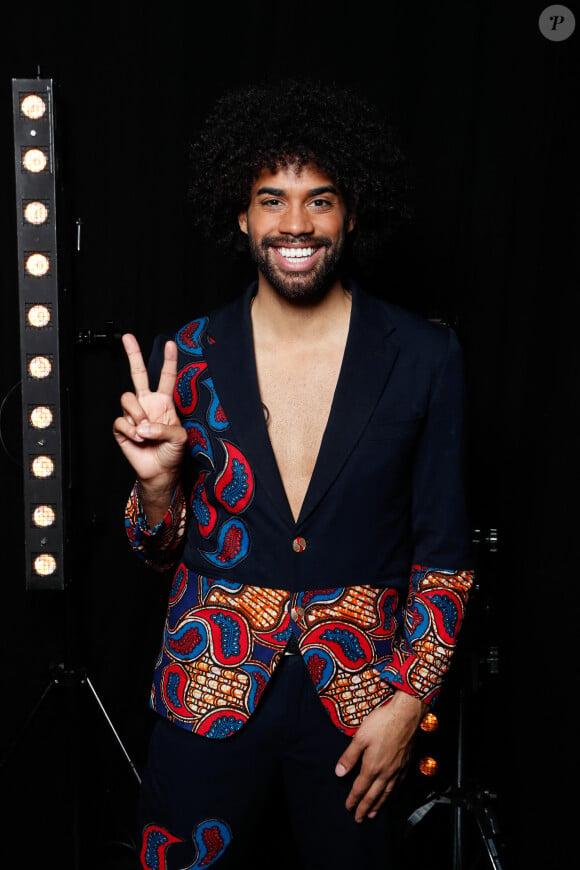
[{"xmin": 259, "ymin": 235, "xmax": 332, "ymax": 249}]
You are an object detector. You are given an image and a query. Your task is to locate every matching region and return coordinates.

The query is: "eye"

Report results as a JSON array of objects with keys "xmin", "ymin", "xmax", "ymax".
[{"xmin": 309, "ymin": 198, "xmax": 333, "ymax": 209}]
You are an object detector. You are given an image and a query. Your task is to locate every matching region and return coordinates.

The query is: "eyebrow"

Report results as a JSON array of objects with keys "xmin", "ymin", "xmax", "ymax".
[{"xmin": 255, "ymin": 185, "xmax": 339, "ymax": 197}]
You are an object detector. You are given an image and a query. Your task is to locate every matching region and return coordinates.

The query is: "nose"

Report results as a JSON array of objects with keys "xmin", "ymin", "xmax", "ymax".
[{"xmin": 278, "ymin": 203, "xmax": 314, "ymax": 236}]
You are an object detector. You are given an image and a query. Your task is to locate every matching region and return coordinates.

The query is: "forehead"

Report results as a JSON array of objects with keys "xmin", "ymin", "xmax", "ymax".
[{"xmin": 250, "ymin": 161, "xmax": 340, "ymax": 195}]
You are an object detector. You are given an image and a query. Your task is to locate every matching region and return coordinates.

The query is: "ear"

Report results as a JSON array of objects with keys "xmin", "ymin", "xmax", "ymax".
[
  {"xmin": 238, "ymin": 211, "xmax": 248, "ymax": 235},
  {"xmin": 346, "ymin": 214, "xmax": 356, "ymax": 234}
]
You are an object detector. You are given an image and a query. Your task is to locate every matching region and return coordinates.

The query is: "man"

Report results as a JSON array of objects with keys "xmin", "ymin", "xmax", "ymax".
[{"xmin": 113, "ymin": 79, "xmax": 474, "ymax": 869}]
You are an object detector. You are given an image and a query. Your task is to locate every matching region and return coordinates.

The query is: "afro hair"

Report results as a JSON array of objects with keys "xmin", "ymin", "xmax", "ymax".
[{"xmin": 187, "ymin": 78, "xmax": 414, "ymax": 272}]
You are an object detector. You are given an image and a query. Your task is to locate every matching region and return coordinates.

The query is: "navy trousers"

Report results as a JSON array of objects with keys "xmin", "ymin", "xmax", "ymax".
[{"xmin": 137, "ymin": 653, "xmax": 395, "ymax": 869}]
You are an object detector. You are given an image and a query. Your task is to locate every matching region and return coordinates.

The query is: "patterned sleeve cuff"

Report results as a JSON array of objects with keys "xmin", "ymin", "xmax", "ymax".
[
  {"xmin": 124, "ymin": 481, "xmax": 187, "ymax": 572},
  {"xmin": 379, "ymin": 564, "xmax": 474, "ymax": 705}
]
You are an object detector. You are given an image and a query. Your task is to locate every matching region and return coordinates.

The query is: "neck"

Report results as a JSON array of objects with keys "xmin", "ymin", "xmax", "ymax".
[{"xmin": 251, "ymin": 277, "xmax": 352, "ymax": 344}]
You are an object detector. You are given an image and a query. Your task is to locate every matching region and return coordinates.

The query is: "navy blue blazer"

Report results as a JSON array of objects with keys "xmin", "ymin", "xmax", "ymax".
[{"xmin": 126, "ymin": 282, "xmax": 474, "ymax": 738}]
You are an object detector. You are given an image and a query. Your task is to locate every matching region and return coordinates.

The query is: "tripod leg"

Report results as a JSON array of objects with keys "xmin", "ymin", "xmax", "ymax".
[
  {"xmin": 83, "ymin": 675, "xmax": 142, "ymax": 785},
  {"xmin": 453, "ymin": 802, "xmax": 464, "ymax": 870},
  {"xmin": 453, "ymin": 688, "xmax": 466, "ymax": 870},
  {"xmin": 474, "ymin": 803, "xmax": 504, "ymax": 870}
]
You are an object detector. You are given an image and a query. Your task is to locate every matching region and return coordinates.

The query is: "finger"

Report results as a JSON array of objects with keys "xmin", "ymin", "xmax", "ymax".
[
  {"xmin": 156, "ymin": 340, "xmax": 179, "ymax": 398},
  {"xmin": 361, "ymin": 773, "xmax": 399, "ymax": 820},
  {"xmin": 366, "ymin": 782, "xmax": 396, "ymax": 819},
  {"xmin": 356, "ymin": 788, "xmax": 384, "ymax": 823},
  {"xmin": 119, "ymin": 391, "xmax": 149, "ymax": 426},
  {"xmin": 345, "ymin": 768, "xmax": 379, "ymax": 819},
  {"xmin": 134, "ymin": 420, "xmax": 188, "ymax": 446},
  {"xmin": 366, "ymin": 758, "xmax": 410, "ymax": 819},
  {"xmin": 122, "ymin": 333, "xmax": 150, "ymax": 398},
  {"xmin": 348, "ymin": 763, "xmax": 400, "ymax": 821},
  {"xmin": 335, "ymin": 736, "xmax": 364, "ymax": 778},
  {"xmin": 113, "ymin": 415, "xmax": 145, "ymax": 445}
]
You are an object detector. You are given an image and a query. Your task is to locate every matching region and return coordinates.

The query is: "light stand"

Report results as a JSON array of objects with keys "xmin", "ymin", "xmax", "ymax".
[
  {"xmin": 3, "ymin": 75, "xmax": 142, "ymax": 869},
  {"xmin": 405, "ymin": 528, "xmax": 506, "ymax": 869}
]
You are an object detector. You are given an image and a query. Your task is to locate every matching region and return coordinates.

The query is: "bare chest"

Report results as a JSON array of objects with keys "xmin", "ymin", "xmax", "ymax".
[{"xmin": 254, "ymin": 344, "xmax": 345, "ymax": 521}]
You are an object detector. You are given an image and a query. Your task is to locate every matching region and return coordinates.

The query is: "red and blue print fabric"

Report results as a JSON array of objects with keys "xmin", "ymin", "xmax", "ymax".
[
  {"xmin": 141, "ymin": 819, "xmax": 231, "ymax": 869},
  {"xmin": 125, "ymin": 291, "xmax": 475, "ymax": 739},
  {"xmin": 127, "ymin": 486, "xmax": 473, "ymax": 737}
]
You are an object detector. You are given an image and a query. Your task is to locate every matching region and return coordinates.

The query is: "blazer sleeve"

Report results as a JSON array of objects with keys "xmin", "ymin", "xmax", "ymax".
[
  {"xmin": 382, "ymin": 327, "xmax": 474, "ymax": 705},
  {"xmin": 123, "ymin": 333, "xmax": 188, "ymax": 572},
  {"xmin": 124, "ymin": 481, "xmax": 187, "ymax": 573}
]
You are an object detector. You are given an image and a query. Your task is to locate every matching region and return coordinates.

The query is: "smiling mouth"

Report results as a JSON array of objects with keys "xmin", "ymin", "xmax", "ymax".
[
  {"xmin": 276, "ymin": 246, "xmax": 317, "ymax": 259},
  {"xmin": 272, "ymin": 245, "xmax": 321, "ymax": 269}
]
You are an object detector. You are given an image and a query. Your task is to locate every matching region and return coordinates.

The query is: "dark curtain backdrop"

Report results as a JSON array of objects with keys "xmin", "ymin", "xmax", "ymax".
[{"xmin": 1, "ymin": 2, "xmax": 577, "ymax": 867}]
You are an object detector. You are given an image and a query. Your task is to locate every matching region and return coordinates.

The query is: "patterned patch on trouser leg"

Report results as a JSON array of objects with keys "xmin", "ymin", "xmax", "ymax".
[
  {"xmin": 183, "ymin": 819, "xmax": 232, "ymax": 868},
  {"xmin": 141, "ymin": 819, "xmax": 232, "ymax": 869},
  {"xmin": 141, "ymin": 824, "xmax": 182, "ymax": 869}
]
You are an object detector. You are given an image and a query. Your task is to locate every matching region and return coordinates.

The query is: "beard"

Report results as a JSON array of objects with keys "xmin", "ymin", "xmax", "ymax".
[{"xmin": 246, "ymin": 227, "xmax": 348, "ymax": 306}]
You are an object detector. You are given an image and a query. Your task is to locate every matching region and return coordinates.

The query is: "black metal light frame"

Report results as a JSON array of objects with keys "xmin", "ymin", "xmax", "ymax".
[{"xmin": 12, "ymin": 78, "xmax": 67, "ymax": 591}]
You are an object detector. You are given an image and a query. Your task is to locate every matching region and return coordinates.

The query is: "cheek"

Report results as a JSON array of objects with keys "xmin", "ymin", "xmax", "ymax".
[{"xmin": 323, "ymin": 215, "xmax": 350, "ymax": 240}]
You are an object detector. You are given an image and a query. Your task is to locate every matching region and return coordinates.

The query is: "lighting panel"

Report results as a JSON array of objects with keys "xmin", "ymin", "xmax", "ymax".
[{"xmin": 12, "ymin": 78, "xmax": 66, "ymax": 590}]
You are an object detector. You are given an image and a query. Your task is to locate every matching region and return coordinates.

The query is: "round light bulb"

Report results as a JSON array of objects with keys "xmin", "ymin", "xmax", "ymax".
[
  {"xmin": 24, "ymin": 201, "xmax": 48, "ymax": 225},
  {"xmin": 420, "ymin": 713, "xmax": 439, "ymax": 733},
  {"xmin": 34, "ymin": 554, "xmax": 57, "ymax": 576},
  {"xmin": 21, "ymin": 94, "xmax": 46, "ymax": 120},
  {"xmin": 30, "ymin": 406, "xmax": 53, "ymax": 429},
  {"xmin": 26, "ymin": 253, "xmax": 50, "ymax": 277},
  {"xmin": 31, "ymin": 455, "xmax": 54, "ymax": 478},
  {"xmin": 418, "ymin": 756, "xmax": 439, "ymax": 777},
  {"xmin": 23, "ymin": 148, "xmax": 47, "ymax": 173},
  {"xmin": 33, "ymin": 505, "xmax": 56, "ymax": 527},
  {"xmin": 27, "ymin": 305, "xmax": 51, "ymax": 328},
  {"xmin": 28, "ymin": 356, "xmax": 52, "ymax": 379}
]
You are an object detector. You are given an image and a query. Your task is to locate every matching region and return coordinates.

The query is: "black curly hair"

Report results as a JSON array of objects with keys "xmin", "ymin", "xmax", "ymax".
[{"xmin": 187, "ymin": 78, "xmax": 413, "ymax": 272}]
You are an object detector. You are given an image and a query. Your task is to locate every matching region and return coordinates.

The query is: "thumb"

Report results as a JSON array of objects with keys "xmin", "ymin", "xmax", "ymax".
[
  {"xmin": 137, "ymin": 421, "xmax": 187, "ymax": 445},
  {"xmin": 335, "ymin": 735, "xmax": 364, "ymax": 778}
]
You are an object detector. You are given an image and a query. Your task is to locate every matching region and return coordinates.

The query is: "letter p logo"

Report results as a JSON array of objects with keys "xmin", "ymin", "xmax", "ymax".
[{"xmin": 539, "ymin": 5, "xmax": 576, "ymax": 41}]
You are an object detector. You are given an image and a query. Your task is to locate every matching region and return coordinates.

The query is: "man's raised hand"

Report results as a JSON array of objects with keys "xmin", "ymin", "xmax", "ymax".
[{"xmin": 113, "ymin": 334, "xmax": 187, "ymax": 524}]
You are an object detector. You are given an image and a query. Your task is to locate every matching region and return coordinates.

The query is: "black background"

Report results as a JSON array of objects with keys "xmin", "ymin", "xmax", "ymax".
[{"xmin": 1, "ymin": 2, "xmax": 578, "ymax": 867}]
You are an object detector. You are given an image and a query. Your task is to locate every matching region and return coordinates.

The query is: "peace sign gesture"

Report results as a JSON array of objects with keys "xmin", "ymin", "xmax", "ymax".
[{"xmin": 113, "ymin": 334, "xmax": 187, "ymax": 522}]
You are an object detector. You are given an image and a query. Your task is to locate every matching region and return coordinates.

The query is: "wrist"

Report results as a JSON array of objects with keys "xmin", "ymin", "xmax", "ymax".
[
  {"xmin": 137, "ymin": 473, "xmax": 179, "ymax": 498},
  {"xmin": 391, "ymin": 689, "xmax": 429, "ymax": 720},
  {"xmin": 137, "ymin": 477, "xmax": 180, "ymax": 526}
]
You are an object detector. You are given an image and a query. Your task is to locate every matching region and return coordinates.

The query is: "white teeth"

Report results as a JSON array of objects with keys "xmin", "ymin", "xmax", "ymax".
[{"xmin": 277, "ymin": 247, "xmax": 316, "ymax": 259}]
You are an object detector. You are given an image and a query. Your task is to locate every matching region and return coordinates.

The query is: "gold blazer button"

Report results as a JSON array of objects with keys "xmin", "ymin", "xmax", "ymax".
[{"xmin": 292, "ymin": 536, "xmax": 307, "ymax": 552}]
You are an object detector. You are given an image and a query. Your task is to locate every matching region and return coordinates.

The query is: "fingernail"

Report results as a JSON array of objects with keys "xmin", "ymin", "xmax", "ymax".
[
  {"xmin": 137, "ymin": 422, "xmax": 150, "ymax": 436},
  {"xmin": 335, "ymin": 763, "xmax": 347, "ymax": 777},
  {"xmin": 368, "ymin": 811, "xmax": 377, "ymax": 819}
]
